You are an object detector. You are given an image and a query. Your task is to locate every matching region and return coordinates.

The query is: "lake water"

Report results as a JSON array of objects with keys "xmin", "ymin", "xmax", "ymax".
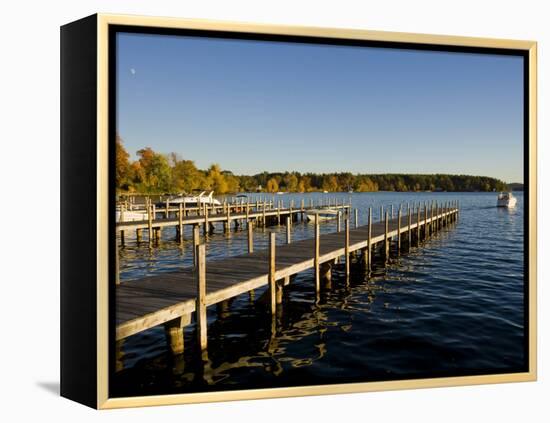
[{"xmin": 112, "ymin": 191, "xmax": 526, "ymax": 397}]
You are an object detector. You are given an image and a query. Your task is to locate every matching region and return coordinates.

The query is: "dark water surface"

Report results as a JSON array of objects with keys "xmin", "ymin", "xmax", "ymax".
[{"xmin": 112, "ymin": 192, "xmax": 526, "ymax": 397}]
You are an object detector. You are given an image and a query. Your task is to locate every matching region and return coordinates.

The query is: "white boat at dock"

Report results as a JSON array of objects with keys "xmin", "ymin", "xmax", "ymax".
[
  {"xmin": 157, "ymin": 191, "xmax": 221, "ymax": 208},
  {"xmin": 306, "ymin": 208, "xmax": 339, "ymax": 222},
  {"xmin": 497, "ymin": 192, "xmax": 517, "ymax": 208},
  {"xmin": 116, "ymin": 209, "xmax": 148, "ymax": 222}
]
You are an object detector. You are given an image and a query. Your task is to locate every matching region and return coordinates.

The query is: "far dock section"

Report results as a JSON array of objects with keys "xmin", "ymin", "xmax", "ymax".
[
  {"xmin": 115, "ymin": 200, "xmax": 460, "ymax": 358},
  {"xmin": 116, "ymin": 196, "xmax": 351, "ymax": 243}
]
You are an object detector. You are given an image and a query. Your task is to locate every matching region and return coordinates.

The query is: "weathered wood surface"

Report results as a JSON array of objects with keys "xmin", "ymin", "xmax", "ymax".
[{"xmin": 116, "ymin": 208, "xmax": 457, "ymax": 340}]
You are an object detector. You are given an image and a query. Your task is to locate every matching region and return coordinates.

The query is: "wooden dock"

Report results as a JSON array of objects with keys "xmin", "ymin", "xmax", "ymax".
[
  {"xmin": 116, "ymin": 201, "xmax": 459, "ymax": 356},
  {"xmin": 116, "ymin": 197, "xmax": 350, "ymax": 243}
]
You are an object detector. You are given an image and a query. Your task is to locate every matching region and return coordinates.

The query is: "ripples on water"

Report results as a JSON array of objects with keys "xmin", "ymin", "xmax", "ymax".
[{"xmin": 112, "ymin": 192, "xmax": 526, "ymax": 397}]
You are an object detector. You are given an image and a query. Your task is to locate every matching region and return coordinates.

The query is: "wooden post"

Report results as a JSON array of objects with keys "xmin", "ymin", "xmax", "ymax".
[
  {"xmin": 320, "ymin": 261, "xmax": 332, "ymax": 289},
  {"xmin": 286, "ymin": 217, "xmax": 291, "ymax": 244},
  {"xmin": 367, "ymin": 207, "xmax": 372, "ymax": 273},
  {"xmin": 354, "ymin": 208, "xmax": 359, "ymax": 228},
  {"xmin": 166, "ymin": 200, "xmax": 170, "ymax": 219},
  {"xmin": 227, "ymin": 205, "xmax": 231, "ymax": 233},
  {"xmin": 136, "ymin": 228, "xmax": 142, "ymax": 243},
  {"xmin": 384, "ymin": 211, "xmax": 389, "ymax": 263},
  {"xmin": 397, "ymin": 207, "xmax": 402, "ymax": 254},
  {"xmin": 407, "ymin": 206, "xmax": 412, "ymax": 252},
  {"xmin": 247, "ymin": 221, "xmax": 255, "ymax": 300},
  {"xmin": 262, "ymin": 202, "xmax": 267, "ymax": 227},
  {"xmin": 164, "ymin": 314, "xmax": 191, "ymax": 355},
  {"xmin": 178, "ymin": 203, "xmax": 184, "ymax": 243},
  {"xmin": 380, "ymin": 205, "xmax": 383, "ymax": 222},
  {"xmin": 430, "ymin": 203, "xmax": 434, "ymax": 235},
  {"xmin": 416, "ymin": 204, "xmax": 420, "ymax": 247},
  {"xmin": 196, "ymin": 244, "xmax": 207, "ymax": 351},
  {"xmin": 284, "ymin": 217, "xmax": 291, "ymax": 286},
  {"xmin": 416, "ymin": 206, "xmax": 421, "ymax": 245},
  {"xmin": 425, "ymin": 205, "xmax": 429, "ymax": 239},
  {"xmin": 314, "ymin": 214, "xmax": 320, "ymax": 296},
  {"xmin": 148, "ymin": 204, "xmax": 153, "ymax": 244},
  {"xmin": 269, "ymin": 232, "xmax": 277, "ymax": 314},
  {"xmin": 247, "ymin": 221, "xmax": 254, "ymax": 253},
  {"xmin": 345, "ymin": 212, "xmax": 350, "ymax": 278},
  {"xmin": 115, "ymin": 237, "xmax": 120, "ymax": 285},
  {"xmin": 433, "ymin": 203, "xmax": 437, "ymax": 232},
  {"xmin": 337, "ymin": 211, "xmax": 341, "ymax": 232},
  {"xmin": 193, "ymin": 225, "xmax": 199, "ymax": 267},
  {"xmin": 203, "ymin": 206, "xmax": 209, "ymax": 235},
  {"xmin": 391, "ymin": 204, "xmax": 394, "ymax": 219}
]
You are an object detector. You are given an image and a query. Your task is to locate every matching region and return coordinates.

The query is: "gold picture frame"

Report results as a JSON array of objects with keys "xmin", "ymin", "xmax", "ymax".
[{"xmin": 61, "ymin": 13, "xmax": 537, "ymax": 409}]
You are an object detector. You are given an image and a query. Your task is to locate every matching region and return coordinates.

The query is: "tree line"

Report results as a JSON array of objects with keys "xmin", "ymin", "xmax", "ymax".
[{"xmin": 116, "ymin": 137, "xmax": 509, "ymax": 194}]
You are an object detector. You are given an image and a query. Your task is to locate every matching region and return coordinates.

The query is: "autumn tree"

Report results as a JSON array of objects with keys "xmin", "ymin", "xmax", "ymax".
[
  {"xmin": 134, "ymin": 147, "xmax": 172, "ymax": 193},
  {"xmin": 322, "ymin": 175, "xmax": 339, "ymax": 192},
  {"xmin": 283, "ymin": 173, "xmax": 299, "ymax": 192},
  {"xmin": 171, "ymin": 157, "xmax": 204, "ymax": 193},
  {"xmin": 115, "ymin": 135, "xmax": 131, "ymax": 190},
  {"xmin": 266, "ymin": 178, "xmax": 279, "ymax": 193}
]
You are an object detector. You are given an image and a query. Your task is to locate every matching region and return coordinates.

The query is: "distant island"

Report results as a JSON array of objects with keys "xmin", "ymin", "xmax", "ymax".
[{"xmin": 116, "ymin": 138, "xmax": 510, "ymax": 194}]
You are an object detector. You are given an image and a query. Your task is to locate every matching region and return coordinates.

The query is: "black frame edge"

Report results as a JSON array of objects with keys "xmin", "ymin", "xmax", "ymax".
[{"xmin": 60, "ymin": 13, "xmax": 98, "ymax": 409}]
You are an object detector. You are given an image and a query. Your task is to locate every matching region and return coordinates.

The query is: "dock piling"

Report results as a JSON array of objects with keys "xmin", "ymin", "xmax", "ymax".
[
  {"xmin": 367, "ymin": 207, "xmax": 372, "ymax": 273},
  {"xmin": 178, "ymin": 204, "xmax": 184, "ymax": 242},
  {"xmin": 397, "ymin": 207, "xmax": 402, "ymax": 254},
  {"xmin": 115, "ymin": 237, "xmax": 120, "ymax": 285},
  {"xmin": 384, "ymin": 211, "xmax": 389, "ymax": 263},
  {"xmin": 314, "ymin": 214, "xmax": 320, "ymax": 297},
  {"xmin": 196, "ymin": 244, "xmax": 207, "ymax": 351},
  {"xmin": 345, "ymin": 212, "xmax": 350, "ymax": 278},
  {"xmin": 269, "ymin": 232, "xmax": 277, "ymax": 314},
  {"xmin": 416, "ymin": 206, "xmax": 421, "ymax": 245},
  {"xmin": 148, "ymin": 204, "xmax": 153, "ymax": 244},
  {"xmin": 193, "ymin": 225, "xmax": 199, "ymax": 267},
  {"xmin": 407, "ymin": 206, "xmax": 412, "ymax": 252}
]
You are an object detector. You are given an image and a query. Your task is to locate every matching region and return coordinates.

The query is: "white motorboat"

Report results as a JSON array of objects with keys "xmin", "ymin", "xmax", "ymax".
[
  {"xmin": 306, "ymin": 209, "xmax": 339, "ymax": 222},
  {"xmin": 158, "ymin": 191, "xmax": 221, "ymax": 208},
  {"xmin": 497, "ymin": 192, "xmax": 517, "ymax": 208},
  {"xmin": 116, "ymin": 209, "xmax": 148, "ymax": 222}
]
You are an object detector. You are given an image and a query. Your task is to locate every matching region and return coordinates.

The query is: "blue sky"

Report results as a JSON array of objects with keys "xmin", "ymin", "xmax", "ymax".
[{"xmin": 116, "ymin": 32, "xmax": 524, "ymax": 183}]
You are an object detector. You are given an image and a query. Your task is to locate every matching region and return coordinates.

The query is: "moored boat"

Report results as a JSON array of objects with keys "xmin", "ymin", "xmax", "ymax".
[
  {"xmin": 497, "ymin": 192, "xmax": 517, "ymax": 208},
  {"xmin": 157, "ymin": 191, "xmax": 221, "ymax": 208},
  {"xmin": 116, "ymin": 209, "xmax": 148, "ymax": 222},
  {"xmin": 306, "ymin": 208, "xmax": 339, "ymax": 222}
]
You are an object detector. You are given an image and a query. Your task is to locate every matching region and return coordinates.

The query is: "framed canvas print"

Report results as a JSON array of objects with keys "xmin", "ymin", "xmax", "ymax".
[{"xmin": 60, "ymin": 14, "xmax": 537, "ymax": 409}]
